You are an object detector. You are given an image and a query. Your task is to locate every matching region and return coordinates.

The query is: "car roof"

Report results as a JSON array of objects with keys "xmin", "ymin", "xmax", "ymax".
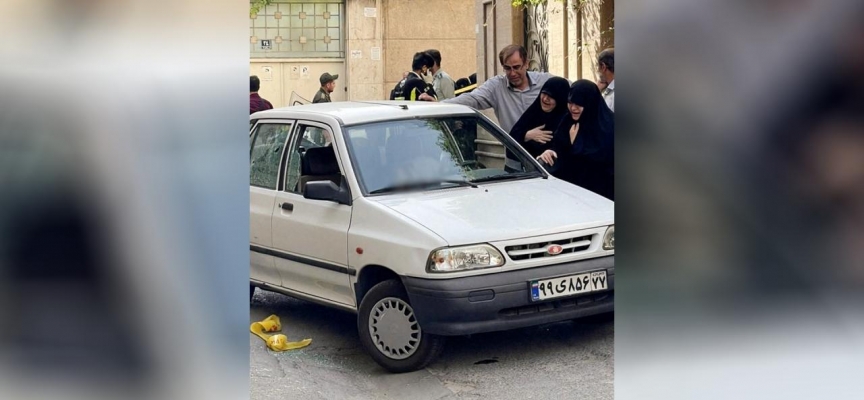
[{"xmin": 250, "ymin": 101, "xmax": 478, "ymax": 126}]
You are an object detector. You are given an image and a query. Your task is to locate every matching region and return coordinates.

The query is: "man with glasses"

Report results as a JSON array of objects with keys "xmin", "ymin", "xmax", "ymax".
[{"xmin": 419, "ymin": 44, "xmax": 553, "ymax": 134}]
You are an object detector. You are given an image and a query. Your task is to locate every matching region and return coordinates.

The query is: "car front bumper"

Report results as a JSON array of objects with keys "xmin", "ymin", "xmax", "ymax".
[{"xmin": 402, "ymin": 256, "xmax": 614, "ymax": 336}]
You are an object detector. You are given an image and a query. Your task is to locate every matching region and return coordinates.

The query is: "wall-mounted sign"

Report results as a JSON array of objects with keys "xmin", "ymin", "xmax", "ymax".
[
  {"xmin": 364, "ymin": 7, "xmax": 377, "ymax": 18},
  {"xmin": 261, "ymin": 66, "xmax": 273, "ymax": 81},
  {"xmin": 371, "ymin": 47, "xmax": 381, "ymax": 61},
  {"xmin": 301, "ymin": 66, "xmax": 309, "ymax": 79},
  {"xmin": 351, "ymin": 50, "xmax": 362, "ymax": 59},
  {"xmin": 260, "ymin": 39, "xmax": 271, "ymax": 50}
]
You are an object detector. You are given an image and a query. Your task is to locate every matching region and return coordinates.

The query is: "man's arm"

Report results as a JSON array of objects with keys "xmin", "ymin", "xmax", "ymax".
[{"xmin": 440, "ymin": 76, "xmax": 499, "ymax": 110}]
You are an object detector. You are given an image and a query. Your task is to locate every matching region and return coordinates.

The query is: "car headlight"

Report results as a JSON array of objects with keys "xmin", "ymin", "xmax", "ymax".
[
  {"xmin": 428, "ymin": 244, "xmax": 505, "ymax": 273},
  {"xmin": 602, "ymin": 225, "xmax": 615, "ymax": 250}
]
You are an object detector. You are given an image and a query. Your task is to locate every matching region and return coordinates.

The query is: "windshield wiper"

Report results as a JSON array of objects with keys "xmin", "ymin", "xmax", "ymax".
[
  {"xmin": 369, "ymin": 178, "xmax": 478, "ymax": 195},
  {"xmin": 471, "ymin": 171, "xmax": 544, "ymax": 184}
]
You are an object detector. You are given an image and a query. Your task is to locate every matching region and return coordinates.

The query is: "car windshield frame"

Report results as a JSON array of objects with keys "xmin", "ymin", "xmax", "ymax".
[{"xmin": 340, "ymin": 113, "xmax": 548, "ymax": 197}]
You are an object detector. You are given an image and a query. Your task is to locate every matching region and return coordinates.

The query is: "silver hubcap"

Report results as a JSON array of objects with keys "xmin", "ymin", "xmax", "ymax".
[{"xmin": 368, "ymin": 297, "xmax": 421, "ymax": 360}]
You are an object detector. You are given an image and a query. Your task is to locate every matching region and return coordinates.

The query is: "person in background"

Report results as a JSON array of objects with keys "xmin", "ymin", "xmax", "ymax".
[
  {"xmin": 391, "ymin": 52, "xmax": 437, "ymax": 101},
  {"xmin": 389, "ymin": 71, "xmax": 411, "ymax": 100},
  {"xmin": 453, "ymin": 73, "xmax": 478, "ymax": 97},
  {"xmin": 425, "ymin": 49, "xmax": 455, "ymax": 100},
  {"xmin": 455, "ymin": 77, "xmax": 470, "ymax": 91},
  {"xmin": 509, "ymin": 76, "xmax": 571, "ymax": 158},
  {"xmin": 597, "ymin": 48, "xmax": 615, "ymax": 112},
  {"xmin": 250, "ymin": 75, "xmax": 273, "ymax": 114},
  {"xmin": 313, "ymin": 72, "xmax": 338, "ymax": 103},
  {"xmin": 537, "ymin": 80, "xmax": 614, "ymax": 200}
]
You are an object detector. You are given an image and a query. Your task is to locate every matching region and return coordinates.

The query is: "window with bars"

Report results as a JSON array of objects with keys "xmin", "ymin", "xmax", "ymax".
[{"xmin": 250, "ymin": 0, "xmax": 345, "ymax": 58}]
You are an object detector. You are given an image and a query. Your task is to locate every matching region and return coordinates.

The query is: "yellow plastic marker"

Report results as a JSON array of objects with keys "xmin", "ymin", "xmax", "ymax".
[
  {"xmin": 454, "ymin": 83, "xmax": 478, "ymax": 96},
  {"xmin": 250, "ymin": 314, "xmax": 312, "ymax": 351}
]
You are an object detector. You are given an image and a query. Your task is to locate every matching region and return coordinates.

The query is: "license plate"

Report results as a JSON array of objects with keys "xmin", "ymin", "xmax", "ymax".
[{"xmin": 530, "ymin": 271, "xmax": 608, "ymax": 302}]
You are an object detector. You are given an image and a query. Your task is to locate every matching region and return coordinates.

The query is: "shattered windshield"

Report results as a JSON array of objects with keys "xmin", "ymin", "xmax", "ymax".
[{"xmin": 343, "ymin": 116, "xmax": 543, "ymax": 195}]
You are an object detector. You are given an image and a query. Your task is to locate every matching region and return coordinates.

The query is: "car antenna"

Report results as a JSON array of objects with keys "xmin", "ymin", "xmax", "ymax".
[{"xmin": 399, "ymin": 104, "xmax": 408, "ymax": 110}]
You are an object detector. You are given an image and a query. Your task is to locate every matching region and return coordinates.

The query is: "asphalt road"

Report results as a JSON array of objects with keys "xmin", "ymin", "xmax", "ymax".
[{"xmin": 250, "ymin": 288, "xmax": 613, "ymax": 400}]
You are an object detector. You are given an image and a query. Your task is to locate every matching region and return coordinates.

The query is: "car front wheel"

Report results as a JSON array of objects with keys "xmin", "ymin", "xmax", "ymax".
[{"xmin": 358, "ymin": 279, "xmax": 445, "ymax": 373}]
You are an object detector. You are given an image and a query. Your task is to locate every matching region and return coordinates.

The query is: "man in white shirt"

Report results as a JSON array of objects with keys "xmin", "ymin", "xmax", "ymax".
[{"xmin": 597, "ymin": 48, "xmax": 615, "ymax": 112}]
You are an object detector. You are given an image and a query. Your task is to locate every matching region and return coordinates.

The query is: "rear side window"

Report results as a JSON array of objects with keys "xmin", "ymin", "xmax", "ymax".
[{"xmin": 249, "ymin": 123, "xmax": 292, "ymax": 189}]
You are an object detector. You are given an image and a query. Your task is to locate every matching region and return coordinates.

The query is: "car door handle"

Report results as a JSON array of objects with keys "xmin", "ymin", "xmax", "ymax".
[{"xmin": 280, "ymin": 202, "xmax": 294, "ymax": 211}]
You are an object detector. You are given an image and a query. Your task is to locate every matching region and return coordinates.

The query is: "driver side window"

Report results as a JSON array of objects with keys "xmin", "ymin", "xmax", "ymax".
[{"xmin": 284, "ymin": 124, "xmax": 338, "ymax": 194}]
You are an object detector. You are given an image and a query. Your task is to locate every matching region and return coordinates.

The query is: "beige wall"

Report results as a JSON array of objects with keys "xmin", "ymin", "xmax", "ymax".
[
  {"xmin": 547, "ymin": 1, "xmax": 567, "ymax": 78},
  {"xmin": 381, "ymin": 0, "xmax": 477, "ymax": 98},
  {"xmin": 471, "ymin": 0, "xmax": 612, "ymax": 82},
  {"xmin": 248, "ymin": 1, "xmax": 614, "ymax": 104},
  {"xmin": 538, "ymin": 0, "xmax": 613, "ymax": 81},
  {"xmin": 576, "ymin": 0, "xmax": 602, "ymax": 81},
  {"xmin": 250, "ymin": 60, "xmax": 346, "ymax": 108},
  {"xmin": 345, "ymin": 0, "xmax": 384, "ymax": 101},
  {"xmin": 250, "ymin": 0, "xmax": 477, "ymax": 103},
  {"xmin": 474, "ymin": 0, "xmax": 524, "ymax": 83}
]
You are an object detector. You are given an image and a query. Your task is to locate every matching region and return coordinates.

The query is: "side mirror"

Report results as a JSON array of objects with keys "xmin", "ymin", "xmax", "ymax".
[{"xmin": 303, "ymin": 179, "xmax": 352, "ymax": 206}]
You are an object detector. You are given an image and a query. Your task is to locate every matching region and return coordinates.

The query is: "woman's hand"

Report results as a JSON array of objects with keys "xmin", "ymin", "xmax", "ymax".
[
  {"xmin": 537, "ymin": 150, "xmax": 558, "ymax": 166},
  {"xmin": 525, "ymin": 125, "xmax": 553, "ymax": 144}
]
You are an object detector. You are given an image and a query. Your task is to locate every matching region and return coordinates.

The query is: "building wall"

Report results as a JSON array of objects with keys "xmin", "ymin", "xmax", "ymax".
[
  {"xmin": 249, "ymin": 0, "xmax": 613, "ymax": 105},
  {"xmin": 345, "ymin": 0, "xmax": 384, "ymax": 101},
  {"xmin": 379, "ymin": 0, "xmax": 477, "ymax": 99},
  {"xmin": 250, "ymin": 0, "xmax": 477, "ymax": 105},
  {"xmin": 250, "ymin": 60, "xmax": 346, "ymax": 107},
  {"xmin": 474, "ymin": 0, "xmax": 524, "ymax": 83},
  {"xmin": 547, "ymin": 1, "xmax": 567, "ymax": 77},
  {"xmin": 562, "ymin": 0, "xmax": 613, "ymax": 82},
  {"xmin": 575, "ymin": 0, "xmax": 603, "ymax": 81},
  {"xmin": 475, "ymin": 0, "xmax": 613, "ymax": 82}
]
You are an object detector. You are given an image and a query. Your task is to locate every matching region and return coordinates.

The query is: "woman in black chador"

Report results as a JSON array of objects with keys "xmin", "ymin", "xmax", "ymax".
[
  {"xmin": 537, "ymin": 80, "xmax": 614, "ymax": 200},
  {"xmin": 509, "ymin": 76, "xmax": 572, "ymax": 158}
]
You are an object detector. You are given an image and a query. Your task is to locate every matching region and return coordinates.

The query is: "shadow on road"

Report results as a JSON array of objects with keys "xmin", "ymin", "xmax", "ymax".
[{"xmin": 250, "ymin": 289, "xmax": 613, "ymax": 370}]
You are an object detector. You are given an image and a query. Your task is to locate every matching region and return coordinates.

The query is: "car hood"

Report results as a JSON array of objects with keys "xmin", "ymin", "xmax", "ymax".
[{"xmin": 371, "ymin": 177, "xmax": 614, "ymax": 245}]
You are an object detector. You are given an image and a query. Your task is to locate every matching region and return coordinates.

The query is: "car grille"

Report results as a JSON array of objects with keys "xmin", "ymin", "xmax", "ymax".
[
  {"xmin": 499, "ymin": 292, "xmax": 613, "ymax": 317},
  {"xmin": 505, "ymin": 234, "xmax": 593, "ymax": 261}
]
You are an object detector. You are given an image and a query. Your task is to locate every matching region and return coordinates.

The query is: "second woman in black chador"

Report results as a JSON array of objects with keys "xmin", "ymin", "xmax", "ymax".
[{"xmin": 537, "ymin": 79, "xmax": 614, "ymax": 200}]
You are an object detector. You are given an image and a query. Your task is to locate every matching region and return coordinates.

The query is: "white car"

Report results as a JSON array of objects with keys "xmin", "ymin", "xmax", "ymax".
[{"xmin": 249, "ymin": 101, "xmax": 614, "ymax": 372}]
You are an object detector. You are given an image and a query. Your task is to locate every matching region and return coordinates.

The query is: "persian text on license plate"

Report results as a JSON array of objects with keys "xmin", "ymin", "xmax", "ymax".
[{"xmin": 530, "ymin": 271, "xmax": 608, "ymax": 302}]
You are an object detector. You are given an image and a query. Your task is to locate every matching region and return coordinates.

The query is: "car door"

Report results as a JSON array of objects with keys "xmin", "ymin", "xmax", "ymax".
[
  {"xmin": 271, "ymin": 121, "xmax": 354, "ymax": 307},
  {"xmin": 249, "ymin": 120, "xmax": 294, "ymax": 287}
]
